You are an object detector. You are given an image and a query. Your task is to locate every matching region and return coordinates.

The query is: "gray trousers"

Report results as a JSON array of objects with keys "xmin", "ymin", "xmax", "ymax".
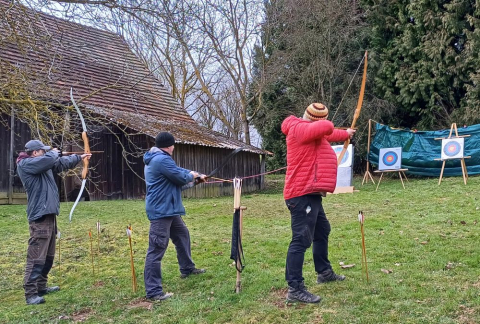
[
  {"xmin": 144, "ymin": 216, "xmax": 195, "ymax": 298},
  {"xmin": 24, "ymin": 214, "xmax": 57, "ymax": 298}
]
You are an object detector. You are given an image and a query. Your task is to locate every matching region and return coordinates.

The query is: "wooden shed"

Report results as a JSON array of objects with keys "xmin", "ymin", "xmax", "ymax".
[{"xmin": 0, "ymin": 1, "xmax": 266, "ymax": 204}]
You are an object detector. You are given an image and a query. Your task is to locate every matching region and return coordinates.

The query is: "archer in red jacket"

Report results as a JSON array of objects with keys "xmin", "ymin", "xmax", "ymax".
[{"xmin": 281, "ymin": 103, "xmax": 355, "ymax": 304}]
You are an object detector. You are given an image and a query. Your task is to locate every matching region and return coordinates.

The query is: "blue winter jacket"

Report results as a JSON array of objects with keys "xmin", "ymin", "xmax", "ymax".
[{"xmin": 144, "ymin": 147, "xmax": 194, "ymax": 220}]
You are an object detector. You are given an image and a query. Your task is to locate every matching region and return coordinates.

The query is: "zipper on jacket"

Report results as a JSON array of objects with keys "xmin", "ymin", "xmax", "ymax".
[{"xmin": 314, "ymin": 164, "xmax": 317, "ymax": 182}]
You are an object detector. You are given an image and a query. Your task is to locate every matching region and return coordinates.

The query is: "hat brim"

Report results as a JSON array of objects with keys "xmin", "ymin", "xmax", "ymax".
[{"xmin": 41, "ymin": 146, "xmax": 51, "ymax": 151}]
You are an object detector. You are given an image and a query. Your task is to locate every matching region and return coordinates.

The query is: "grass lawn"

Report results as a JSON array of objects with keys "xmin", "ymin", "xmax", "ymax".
[{"xmin": 1, "ymin": 175, "xmax": 480, "ymax": 323}]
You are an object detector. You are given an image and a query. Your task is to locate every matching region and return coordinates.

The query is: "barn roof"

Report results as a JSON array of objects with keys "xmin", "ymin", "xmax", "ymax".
[{"xmin": 0, "ymin": 1, "xmax": 265, "ymax": 154}]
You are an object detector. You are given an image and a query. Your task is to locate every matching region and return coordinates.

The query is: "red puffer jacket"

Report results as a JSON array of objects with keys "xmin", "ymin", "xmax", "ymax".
[{"xmin": 281, "ymin": 115, "xmax": 349, "ymax": 199}]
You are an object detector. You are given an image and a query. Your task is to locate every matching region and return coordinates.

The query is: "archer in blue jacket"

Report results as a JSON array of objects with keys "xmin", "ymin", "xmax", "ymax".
[{"xmin": 143, "ymin": 132, "xmax": 206, "ymax": 301}]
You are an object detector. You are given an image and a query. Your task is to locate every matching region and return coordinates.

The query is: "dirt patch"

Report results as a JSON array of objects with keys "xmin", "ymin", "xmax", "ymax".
[
  {"xmin": 269, "ymin": 287, "xmax": 306, "ymax": 309},
  {"xmin": 71, "ymin": 308, "xmax": 93, "ymax": 322},
  {"xmin": 93, "ymin": 281, "xmax": 105, "ymax": 287},
  {"xmin": 456, "ymin": 305, "xmax": 478, "ymax": 324},
  {"xmin": 472, "ymin": 279, "xmax": 480, "ymax": 289},
  {"xmin": 127, "ymin": 298, "xmax": 153, "ymax": 311}
]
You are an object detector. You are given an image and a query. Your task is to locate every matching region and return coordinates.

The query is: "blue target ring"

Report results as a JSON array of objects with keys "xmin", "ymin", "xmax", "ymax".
[
  {"xmin": 334, "ymin": 147, "xmax": 349, "ymax": 165},
  {"xmin": 382, "ymin": 151, "xmax": 398, "ymax": 166},
  {"xmin": 443, "ymin": 141, "xmax": 461, "ymax": 157}
]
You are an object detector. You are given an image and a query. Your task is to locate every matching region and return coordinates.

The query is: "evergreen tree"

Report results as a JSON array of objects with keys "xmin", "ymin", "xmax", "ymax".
[
  {"xmin": 364, "ymin": 0, "xmax": 480, "ymax": 128},
  {"xmin": 250, "ymin": 0, "xmax": 370, "ymax": 170}
]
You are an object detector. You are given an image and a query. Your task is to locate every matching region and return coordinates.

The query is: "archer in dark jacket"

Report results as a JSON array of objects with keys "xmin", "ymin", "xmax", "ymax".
[
  {"xmin": 16, "ymin": 140, "xmax": 91, "ymax": 305},
  {"xmin": 143, "ymin": 132, "xmax": 206, "ymax": 301}
]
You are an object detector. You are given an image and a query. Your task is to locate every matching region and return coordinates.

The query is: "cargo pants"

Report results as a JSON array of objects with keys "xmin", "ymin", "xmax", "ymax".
[{"xmin": 24, "ymin": 214, "xmax": 57, "ymax": 299}]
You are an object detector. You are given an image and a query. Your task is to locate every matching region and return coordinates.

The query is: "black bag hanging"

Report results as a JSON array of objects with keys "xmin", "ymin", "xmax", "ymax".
[{"xmin": 230, "ymin": 208, "xmax": 245, "ymax": 272}]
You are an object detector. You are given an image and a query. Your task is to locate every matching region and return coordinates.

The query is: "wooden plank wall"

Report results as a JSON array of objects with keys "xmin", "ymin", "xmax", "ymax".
[
  {"xmin": 0, "ymin": 113, "xmax": 30, "ymax": 204},
  {"xmin": 1, "ymin": 116, "xmax": 265, "ymax": 204},
  {"xmin": 77, "ymin": 127, "xmax": 264, "ymax": 200}
]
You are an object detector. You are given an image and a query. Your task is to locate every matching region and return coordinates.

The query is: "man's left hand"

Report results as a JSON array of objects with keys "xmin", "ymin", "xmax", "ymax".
[
  {"xmin": 346, "ymin": 128, "xmax": 356, "ymax": 139},
  {"xmin": 196, "ymin": 174, "xmax": 207, "ymax": 183}
]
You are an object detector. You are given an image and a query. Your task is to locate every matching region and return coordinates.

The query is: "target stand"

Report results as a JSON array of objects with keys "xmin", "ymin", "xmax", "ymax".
[
  {"xmin": 373, "ymin": 169, "xmax": 409, "ymax": 191},
  {"xmin": 434, "ymin": 123, "xmax": 471, "ymax": 185}
]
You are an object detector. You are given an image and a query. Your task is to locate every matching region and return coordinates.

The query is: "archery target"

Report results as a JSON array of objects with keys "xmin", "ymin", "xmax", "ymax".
[
  {"xmin": 332, "ymin": 144, "xmax": 353, "ymax": 167},
  {"xmin": 378, "ymin": 147, "xmax": 402, "ymax": 170},
  {"xmin": 441, "ymin": 138, "xmax": 464, "ymax": 160}
]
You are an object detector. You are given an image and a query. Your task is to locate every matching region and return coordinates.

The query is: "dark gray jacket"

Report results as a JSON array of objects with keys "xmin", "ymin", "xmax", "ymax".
[{"xmin": 16, "ymin": 151, "xmax": 81, "ymax": 222}]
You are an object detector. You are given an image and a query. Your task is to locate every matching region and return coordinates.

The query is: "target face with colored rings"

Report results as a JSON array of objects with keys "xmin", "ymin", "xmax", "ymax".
[
  {"xmin": 382, "ymin": 151, "xmax": 398, "ymax": 166},
  {"xmin": 334, "ymin": 147, "xmax": 349, "ymax": 165},
  {"xmin": 443, "ymin": 141, "xmax": 461, "ymax": 157}
]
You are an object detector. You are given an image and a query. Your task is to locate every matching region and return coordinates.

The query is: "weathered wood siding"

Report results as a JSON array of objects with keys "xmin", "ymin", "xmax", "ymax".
[
  {"xmin": 1, "ymin": 116, "xmax": 265, "ymax": 204},
  {"xmin": 0, "ymin": 113, "xmax": 29, "ymax": 204},
  {"xmin": 85, "ymin": 131, "xmax": 264, "ymax": 200}
]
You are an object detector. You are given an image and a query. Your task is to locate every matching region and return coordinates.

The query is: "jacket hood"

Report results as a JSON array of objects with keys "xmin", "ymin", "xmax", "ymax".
[
  {"xmin": 144, "ymin": 147, "xmax": 169, "ymax": 165},
  {"xmin": 282, "ymin": 115, "xmax": 305, "ymax": 136},
  {"xmin": 16, "ymin": 152, "xmax": 30, "ymax": 163}
]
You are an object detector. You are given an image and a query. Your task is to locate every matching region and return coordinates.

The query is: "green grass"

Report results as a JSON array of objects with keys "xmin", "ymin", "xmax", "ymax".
[{"xmin": 1, "ymin": 175, "xmax": 480, "ymax": 323}]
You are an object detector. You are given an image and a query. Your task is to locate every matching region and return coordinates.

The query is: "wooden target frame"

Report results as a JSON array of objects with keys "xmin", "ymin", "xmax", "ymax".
[{"xmin": 434, "ymin": 123, "xmax": 470, "ymax": 185}]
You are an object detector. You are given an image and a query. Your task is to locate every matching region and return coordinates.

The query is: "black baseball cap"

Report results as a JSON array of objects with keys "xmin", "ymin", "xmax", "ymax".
[{"xmin": 25, "ymin": 140, "xmax": 51, "ymax": 152}]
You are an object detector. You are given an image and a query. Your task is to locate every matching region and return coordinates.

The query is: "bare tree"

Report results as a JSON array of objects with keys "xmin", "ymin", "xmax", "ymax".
[
  {"xmin": 26, "ymin": 0, "xmax": 264, "ymax": 144},
  {"xmin": 0, "ymin": 2, "xmax": 152, "ymax": 197}
]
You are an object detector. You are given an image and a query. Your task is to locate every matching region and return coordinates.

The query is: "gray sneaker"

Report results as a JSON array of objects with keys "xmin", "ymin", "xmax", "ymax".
[
  {"xmin": 180, "ymin": 268, "xmax": 206, "ymax": 279},
  {"xmin": 26, "ymin": 295, "xmax": 45, "ymax": 305},
  {"xmin": 286, "ymin": 287, "xmax": 321, "ymax": 304},
  {"xmin": 38, "ymin": 286, "xmax": 60, "ymax": 296},
  {"xmin": 149, "ymin": 292, "xmax": 173, "ymax": 301},
  {"xmin": 317, "ymin": 269, "xmax": 346, "ymax": 284}
]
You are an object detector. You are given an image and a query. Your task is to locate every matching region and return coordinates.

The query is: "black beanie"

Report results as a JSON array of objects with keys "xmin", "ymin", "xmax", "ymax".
[{"xmin": 155, "ymin": 132, "xmax": 175, "ymax": 148}]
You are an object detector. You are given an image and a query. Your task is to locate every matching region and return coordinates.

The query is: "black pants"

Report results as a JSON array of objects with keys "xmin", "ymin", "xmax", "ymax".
[
  {"xmin": 144, "ymin": 216, "xmax": 195, "ymax": 298},
  {"xmin": 285, "ymin": 195, "xmax": 332, "ymax": 288},
  {"xmin": 24, "ymin": 214, "xmax": 57, "ymax": 298}
]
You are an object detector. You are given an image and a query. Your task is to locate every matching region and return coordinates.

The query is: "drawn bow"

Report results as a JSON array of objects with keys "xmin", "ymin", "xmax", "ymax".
[
  {"xmin": 68, "ymin": 88, "xmax": 91, "ymax": 221},
  {"xmin": 337, "ymin": 51, "xmax": 368, "ymax": 165}
]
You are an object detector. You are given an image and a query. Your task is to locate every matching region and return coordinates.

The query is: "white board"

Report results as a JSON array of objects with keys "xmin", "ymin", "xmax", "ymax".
[
  {"xmin": 332, "ymin": 144, "xmax": 353, "ymax": 168},
  {"xmin": 378, "ymin": 147, "xmax": 402, "ymax": 170},
  {"xmin": 441, "ymin": 138, "xmax": 464, "ymax": 160}
]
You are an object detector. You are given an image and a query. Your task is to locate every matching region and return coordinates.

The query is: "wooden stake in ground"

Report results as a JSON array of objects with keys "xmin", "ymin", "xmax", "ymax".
[
  {"xmin": 89, "ymin": 230, "xmax": 95, "ymax": 279},
  {"xmin": 362, "ymin": 119, "xmax": 376, "ymax": 185},
  {"xmin": 96, "ymin": 221, "xmax": 101, "ymax": 254},
  {"xmin": 126, "ymin": 225, "xmax": 137, "ymax": 293},
  {"xmin": 57, "ymin": 231, "xmax": 61, "ymax": 276},
  {"xmin": 358, "ymin": 211, "xmax": 369, "ymax": 282}
]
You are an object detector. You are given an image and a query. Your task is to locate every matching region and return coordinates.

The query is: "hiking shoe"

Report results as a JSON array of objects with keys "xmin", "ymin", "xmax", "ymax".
[
  {"xmin": 317, "ymin": 269, "xmax": 346, "ymax": 284},
  {"xmin": 149, "ymin": 292, "xmax": 173, "ymax": 301},
  {"xmin": 38, "ymin": 286, "xmax": 60, "ymax": 296},
  {"xmin": 180, "ymin": 268, "xmax": 206, "ymax": 279},
  {"xmin": 26, "ymin": 295, "xmax": 45, "ymax": 305},
  {"xmin": 286, "ymin": 287, "xmax": 321, "ymax": 304}
]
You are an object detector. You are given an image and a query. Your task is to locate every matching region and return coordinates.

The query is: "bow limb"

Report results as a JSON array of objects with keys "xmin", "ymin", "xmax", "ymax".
[
  {"xmin": 207, "ymin": 147, "xmax": 244, "ymax": 178},
  {"xmin": 337, "ymin": 51, "xmax": 368, "ymax": 166},
  {"xmin": 69, "ymin": 88, "xmax": 90, "ymax": 221}
]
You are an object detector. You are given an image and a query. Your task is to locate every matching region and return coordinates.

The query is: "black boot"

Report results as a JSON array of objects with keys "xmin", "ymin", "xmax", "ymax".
[
  {"xmin": 26, "ymin": 295, "xmax": 45, "ymax": 305},
  {"xmin": 180, "ymin": 268, "xmax": 206, "ymax": 279},
  {"xmin": 286, "ymin": 283, "xmax": 321, "ymax": 304},
  {"xmin": 38, "ymin": 286, "xmax": 60, "ymax": 296},
  {"xmin": 317, "ymin": 269, "xmax": 346, "ymax": 284}
]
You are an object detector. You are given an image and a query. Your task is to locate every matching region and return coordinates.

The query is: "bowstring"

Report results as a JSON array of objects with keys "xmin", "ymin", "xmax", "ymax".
[{"xmin": 331, "ymin": 53, "xmax": 366, "ymax": 124}]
